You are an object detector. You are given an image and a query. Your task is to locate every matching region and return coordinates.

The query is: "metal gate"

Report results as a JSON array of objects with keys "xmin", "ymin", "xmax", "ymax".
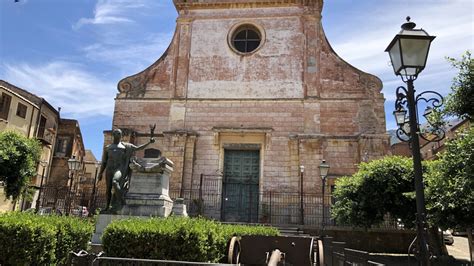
[{"xmin": 222, "ymin": 149, "xmax": 260, "ymax": 223}]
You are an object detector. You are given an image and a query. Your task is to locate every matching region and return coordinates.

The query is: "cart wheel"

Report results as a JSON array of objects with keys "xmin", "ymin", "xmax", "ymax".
[{"xmin": 227, "ymin": 236, "xmax": 241, "ymax": 264}]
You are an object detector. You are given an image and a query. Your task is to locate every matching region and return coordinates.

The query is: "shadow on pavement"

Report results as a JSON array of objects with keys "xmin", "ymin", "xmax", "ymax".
[{"xmin": 370, "ymin": 254, "xmax": 470, "ymax": 266}]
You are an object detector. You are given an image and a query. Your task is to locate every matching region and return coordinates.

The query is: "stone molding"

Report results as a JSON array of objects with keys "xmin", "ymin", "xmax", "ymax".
[{"xmin": 173, "ymin": 0, "xmax": 323, "ymax": 10}]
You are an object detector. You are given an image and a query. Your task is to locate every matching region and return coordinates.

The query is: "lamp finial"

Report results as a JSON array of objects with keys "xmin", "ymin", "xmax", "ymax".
[{"xmin": 402, "ymin": 16, "xmax": 416, "ymax": 30}]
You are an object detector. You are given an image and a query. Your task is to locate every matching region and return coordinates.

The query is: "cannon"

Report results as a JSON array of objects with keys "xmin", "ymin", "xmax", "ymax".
[{"xmin": 227, "ymin": 235, "xmax": 316, "ymax": 265}]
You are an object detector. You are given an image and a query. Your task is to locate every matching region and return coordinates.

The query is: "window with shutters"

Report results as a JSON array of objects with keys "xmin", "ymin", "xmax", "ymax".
[
  {"xmin": 38, "ymin": 115, "xmax": 47, "ymax": 139},
  {"xmin": 0, "ymin": 93, "xmax": 12, "ymax": 120},
  {"xmin": 16, "ymin": 102, "xmax": 27, "ymax": 119},
  {"xmin": 55, "ymin": 136, "xmax": 70, "ymax": 157}
]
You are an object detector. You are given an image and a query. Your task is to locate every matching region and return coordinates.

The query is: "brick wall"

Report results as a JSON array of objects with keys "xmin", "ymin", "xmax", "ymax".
[{"xmin": 108, "ymin": 2, "xmax": 389, "ymax": 213}]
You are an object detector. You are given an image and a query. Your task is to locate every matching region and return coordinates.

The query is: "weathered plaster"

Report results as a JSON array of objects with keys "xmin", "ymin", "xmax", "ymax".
[{"xmin": 110, "ymin": 0, "xmax": 389, "ymax": 199}]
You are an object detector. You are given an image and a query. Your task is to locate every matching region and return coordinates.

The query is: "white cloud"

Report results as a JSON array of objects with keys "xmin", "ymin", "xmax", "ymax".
[
  {"xmin": 324, "ymin": 0, "xmax": 473, "ymax": 130},
  {"xmin": 73, "ymin": 0, "xmax": 156, "ymax": 29},
  {"xmin": 82, "ymin": 32, "xmax": 173, "ymax": 71},
  {"xmin": 327, "ymin": 0, "xmax": 473, "ymax": 76},
  {"xmin": 1, "ymin": 61, "xmax": 116, "ymax": 119}
]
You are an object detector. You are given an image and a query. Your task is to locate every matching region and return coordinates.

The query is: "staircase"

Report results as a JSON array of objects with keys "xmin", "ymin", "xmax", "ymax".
[{"xmin": 276, "ymin": 226, "xmax": 311, "ymax": 237}]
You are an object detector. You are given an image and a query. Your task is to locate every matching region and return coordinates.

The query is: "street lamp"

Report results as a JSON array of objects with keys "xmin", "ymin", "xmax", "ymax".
[
  {"xmin": 35, "ymin": 160, "xmax": 48, "ymax": 212},
  {"xmin": 89, "ymin": 160, "xmax": 101, "ymax": 213},
  {"xmin": 66, "ymin": 156, "xmax": 81, "ymax": 215},
  {"xmin": 319, "ymin": 160, "xmax": 330, "ymax": 234},
  {"xmin": 386, "ymin": 17, "xmax": 445, "ymax": 266},
  {"xmin": 299, "ymin": 165, "xmax": 305, "ymax": 225}
]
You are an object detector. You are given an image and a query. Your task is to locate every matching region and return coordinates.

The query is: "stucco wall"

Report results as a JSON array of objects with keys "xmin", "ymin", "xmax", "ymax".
[
  {"xmin": 188, "ymin": 11, "xmax": 304, "ymax": 99},
  {"xmin": 0, "ymin": 87, "xmax": 38, "ymax": 137}
]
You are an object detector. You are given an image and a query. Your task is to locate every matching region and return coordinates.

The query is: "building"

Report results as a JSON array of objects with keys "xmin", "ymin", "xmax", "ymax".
[
  {"xmin": 81, "ymin": 150, "xmax": 103, "ymax": 210},
  {"xmin": 390, "ymin": 119, "xmax": 471, "ymax": 160},
  {"xmin": 107, "ymin": 0, "xmax": 389, "ymax": 223},
  {"xmin": 41, "ymin": 118, "xmax": 86, "ymax": 213},
  {"xmin": 420, "ymin": 119, "xmax": 471, "ymax": 160},
  {"xmin": 0, "ymin": 80, "xmax": 59, "ymax": 211}
]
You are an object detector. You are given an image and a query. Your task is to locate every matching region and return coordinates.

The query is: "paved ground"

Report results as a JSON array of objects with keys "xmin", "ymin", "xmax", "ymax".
[
  {"xmin": 446, "ymin": 236, "xmax": 471, "ymax": 262},
  {"xmin": 369, "ymin": 237, "xmax": 472, "ymax": 266}
]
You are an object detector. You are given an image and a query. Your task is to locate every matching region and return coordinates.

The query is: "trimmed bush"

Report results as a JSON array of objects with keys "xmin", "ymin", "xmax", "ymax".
[
  {"xmin": 102, "ymin": 217, "xmax": 279, "ymax": 262},
  {"xmin": 0, "ymin": 213, "xmax": 56, "ymax": 264},
  {"xmin": 46, "ymin": 215, "xmax": 95, "ymax": 264},
  {"xmin": 0, "ymin": 212, "xmax": 94, "ymax": 265}
]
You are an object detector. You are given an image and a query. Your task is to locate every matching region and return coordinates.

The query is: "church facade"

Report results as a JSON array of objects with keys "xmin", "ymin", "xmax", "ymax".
[{"xmin": 108, "ymin": 0, "xmax": 389, "ymax": 224}]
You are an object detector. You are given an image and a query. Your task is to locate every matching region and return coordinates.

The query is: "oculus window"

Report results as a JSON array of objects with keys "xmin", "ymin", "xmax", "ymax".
[{"xmin": 230, "ymin": 24, "xmax": 263, "ymax": 54}]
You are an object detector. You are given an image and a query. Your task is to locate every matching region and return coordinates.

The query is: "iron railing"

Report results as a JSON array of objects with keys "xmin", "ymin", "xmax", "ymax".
[
  {"xmin": 322, "ymin": 237, "xmax": 386, "ymax": 266},
  {"xmin": 36, "ymin": 174, "xmax": 399, "ymax": 228}
]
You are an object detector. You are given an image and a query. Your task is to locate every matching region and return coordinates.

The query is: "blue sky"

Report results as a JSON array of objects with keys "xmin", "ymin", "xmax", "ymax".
[{"xmin": 0, "ymin": 0, "xmax": 472, "ymax": 158}]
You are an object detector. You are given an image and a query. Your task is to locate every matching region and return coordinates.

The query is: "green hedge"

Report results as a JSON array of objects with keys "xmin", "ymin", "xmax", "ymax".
[
  {"xmin": 102, "ymin": 217, "xmax": 279, "ymax": 262},
  {"xmin": 0, "ymin": 212, "xmax": 94, "ymax": 265}
]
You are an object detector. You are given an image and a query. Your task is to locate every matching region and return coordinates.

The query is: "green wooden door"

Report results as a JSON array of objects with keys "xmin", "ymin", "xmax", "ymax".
[{"xmin": 222, "ymin": 150, "xmax": 260, "ymax": 223}]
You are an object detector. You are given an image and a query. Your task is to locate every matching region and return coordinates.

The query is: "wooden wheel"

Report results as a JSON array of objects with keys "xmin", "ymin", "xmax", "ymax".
[{"xmin": 227, "ymin": 236, "xmax": 241, "ymax": 264}]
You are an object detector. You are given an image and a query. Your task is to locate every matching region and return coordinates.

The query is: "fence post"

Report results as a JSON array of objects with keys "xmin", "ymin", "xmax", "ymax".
[
  {"xmin": 199, "ymin": 173, "xmax": 203, "ymax": 202},
  {"xmin": 248, "ymin": 185, "xmax": 252, "ymax": 223},
  {"xmin": 300, "ymin": 171, "xmax": 304, "ymax": 225},
  {"xmin": 53, "ymin": 188, "xmax": 59, "ymax": 213},
  {"xmin": 269, "ymin": 191, "xmax": 273, "ymax": 224}
]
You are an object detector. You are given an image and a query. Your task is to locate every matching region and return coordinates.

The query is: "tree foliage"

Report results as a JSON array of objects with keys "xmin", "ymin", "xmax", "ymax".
[
  {"xmin": 0, "ymin": 131, "xmax": 41, "ymax": 200},
  {"xmin": 444, "ymin": 51, "xmax": 474, "ymax": 120},
  {"xmin": 425, "ymin": 126, "xmax": 474, "ymax": 229},
  {"xmin": 331, "ymin": 156, "xmax": 420, "ymax": 229}
]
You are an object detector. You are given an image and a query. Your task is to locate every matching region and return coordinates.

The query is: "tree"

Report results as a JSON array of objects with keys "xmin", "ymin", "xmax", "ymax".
[
  {"xmin": 443, "ymin": 51, "xmax": 474, "ymax": 120},
  {"xmin": 0, "ymin": 131, "xmax": 41, "ymax": 201},
  {"xmin": 425, "ymin": 126, "xmax": 474, "ymax": 229},
  {"xmin": 425, "ymin": 126, "xmax": 474, "ymax": 262},
  {"xmin": 331, "ymin": 156, "xmax": 418, "ymax": 229}
]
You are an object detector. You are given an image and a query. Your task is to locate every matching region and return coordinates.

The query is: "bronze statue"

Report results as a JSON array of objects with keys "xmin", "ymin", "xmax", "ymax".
[{"xmin": 98, "ymin": 126, "xmax": 155, "ymax": 212}]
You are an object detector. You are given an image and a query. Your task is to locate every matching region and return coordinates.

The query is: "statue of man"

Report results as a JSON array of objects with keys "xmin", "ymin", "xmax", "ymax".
[{"xmin": 98, "ymin": 128, "xmax": 155, "ymax": 212}]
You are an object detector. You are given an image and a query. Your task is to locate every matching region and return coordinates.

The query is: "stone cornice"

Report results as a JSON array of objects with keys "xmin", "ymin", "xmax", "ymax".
[{"xmin": 173, "ymin": 0, "xmax": 323, "ymax": 10}]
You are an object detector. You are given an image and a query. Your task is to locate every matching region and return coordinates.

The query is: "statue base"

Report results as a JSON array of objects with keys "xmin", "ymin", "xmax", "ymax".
[
  {"xmin": 171, "ymin": 198, "xmax": 188, "ymax": 217},
  {"xmin": 120, "ymin": 194, "xmax": 173, "ymax": 217},
  {"xmin": 91, "ymin": 214, "xmax": 130, "ymax": 244}
]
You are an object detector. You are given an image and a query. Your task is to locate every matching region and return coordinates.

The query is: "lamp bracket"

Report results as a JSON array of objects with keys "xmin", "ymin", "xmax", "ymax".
[{"xmin": 394, "ymin": 86, "xmax": 445, "ymax": 143}]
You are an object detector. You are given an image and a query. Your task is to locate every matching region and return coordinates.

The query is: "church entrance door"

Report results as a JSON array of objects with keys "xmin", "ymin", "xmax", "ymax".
[{"xmin": 222, "ymin": 149, "xmax": 260, "ymax": 223}]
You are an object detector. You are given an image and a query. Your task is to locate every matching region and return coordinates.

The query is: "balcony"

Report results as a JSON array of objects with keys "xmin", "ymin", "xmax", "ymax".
[{"xmin": 37, "ymin": 128, "xmax": 55, "ymax": 146}]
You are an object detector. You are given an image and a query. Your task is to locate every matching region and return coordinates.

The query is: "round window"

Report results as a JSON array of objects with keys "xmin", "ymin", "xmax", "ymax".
[{"xmin": 230, "ymin": 24, "xmax": 263, "ymax": 54}]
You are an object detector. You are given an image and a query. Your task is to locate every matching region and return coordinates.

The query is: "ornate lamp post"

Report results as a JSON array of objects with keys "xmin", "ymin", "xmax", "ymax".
[
  {"xmin": 386, "ymin": 17, "xmax": 444, "ymax": 266},
  {"xmin": 299, "ymin": 165, "xmax": 305, "ymax": 225},
  {"xmin": 35, "ymin": 160, "xmax": 48, "ymax": 212},
  {"xmin": 66, "ymin": 156, "xmax": 81, "ymax": 215},
  {"xmin": 319, "ymin": 160, "xmax": 330, "ymax": 234}
]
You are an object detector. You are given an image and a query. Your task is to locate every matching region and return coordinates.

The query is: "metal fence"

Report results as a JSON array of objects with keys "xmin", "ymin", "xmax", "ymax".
[
  {"xmin": 170, "ymin": 174, "xmax": 335, "ymax": 226},
  {"xmin": 322, "ymin": 237, "xmax": 385, "ymax": 266},
  {"xmin": 37, "ymin": 174, "xmax": 398, "ymax": 228},
  {"xmin": 38, "ymin": 186, "xmax": 108, "ymax": 216}
]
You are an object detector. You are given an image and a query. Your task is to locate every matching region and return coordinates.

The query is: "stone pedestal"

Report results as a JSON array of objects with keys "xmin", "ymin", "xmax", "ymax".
[
  {"xmin": 171, "ymin": 198, "xmax": 188, "ymax": 217},
  {"xmin": 120, "ymin": 157, "xmax": 175, "ymax": 217},
  {"xmin": 91, "ymin": 214, "xmax": 129, "ymax": 244}
]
